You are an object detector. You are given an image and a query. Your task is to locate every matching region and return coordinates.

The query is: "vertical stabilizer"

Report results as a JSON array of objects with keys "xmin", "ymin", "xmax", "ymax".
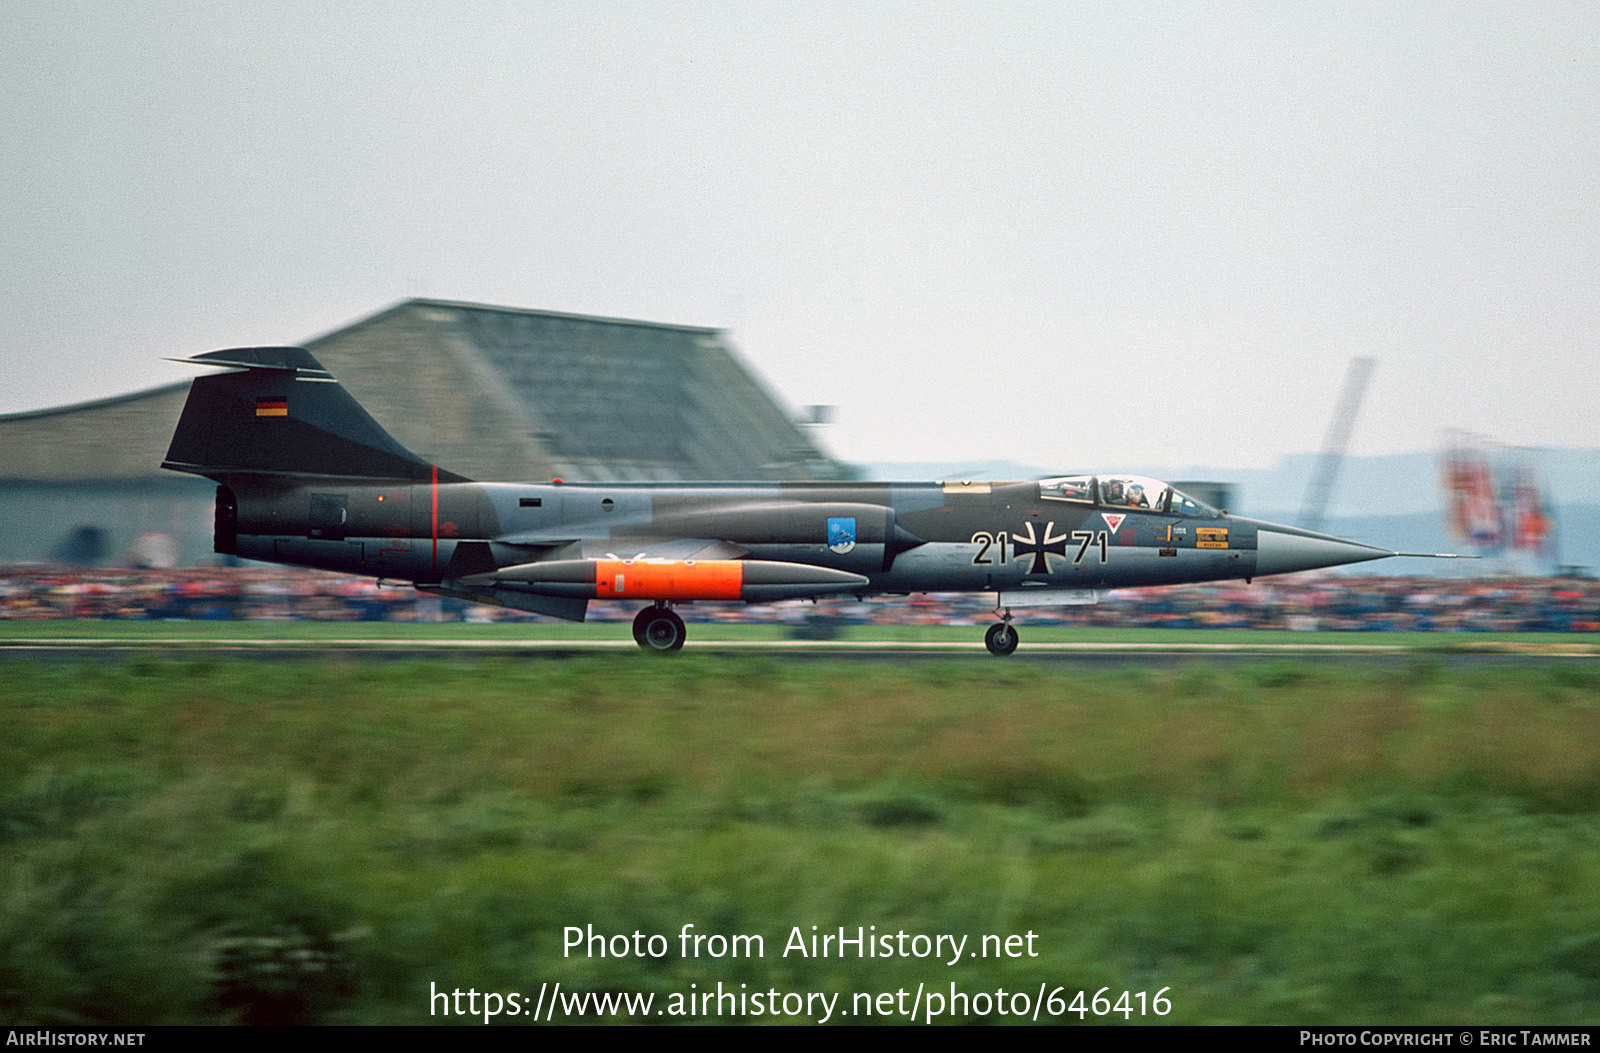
[{"xmin": 161, "ymin": 347, "xmax": 465, "ymax": 482}]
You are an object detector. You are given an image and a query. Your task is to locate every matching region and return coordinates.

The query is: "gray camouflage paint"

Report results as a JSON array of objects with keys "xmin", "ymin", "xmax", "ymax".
[{"xmin": 167, "ymin": 346, "xmax": 1395, "ymax": 626}]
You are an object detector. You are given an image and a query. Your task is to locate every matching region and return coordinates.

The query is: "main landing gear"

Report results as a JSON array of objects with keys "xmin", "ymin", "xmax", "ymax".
[
  {"xmin": 985, "ymin": 607, "xmax": 1019, "ymax": 657},
  {"xmin": 633, "ymin": 604, "xmax": 686, "ymax": 653}
]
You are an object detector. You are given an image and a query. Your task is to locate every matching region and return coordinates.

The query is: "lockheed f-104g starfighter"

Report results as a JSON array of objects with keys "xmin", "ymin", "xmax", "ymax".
[{"xmin": 162, "ymin": 347, "xmax": 1454, "ymax": 653}]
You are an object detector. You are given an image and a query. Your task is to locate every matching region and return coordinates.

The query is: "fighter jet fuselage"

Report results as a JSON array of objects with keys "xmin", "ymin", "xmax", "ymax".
[{"xmin": 227, "ymin": 476, "xmax": 1272, "ymax": 591}]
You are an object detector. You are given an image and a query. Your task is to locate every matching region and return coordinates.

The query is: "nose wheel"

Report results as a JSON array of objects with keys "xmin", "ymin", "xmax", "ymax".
[
  {"xmin": 984, "ymin": 620, "xmax": 1018, "ymax": 657},
  {"xmin": 633, "ymin": 605, "xmax": 687, "ymax": 653}
]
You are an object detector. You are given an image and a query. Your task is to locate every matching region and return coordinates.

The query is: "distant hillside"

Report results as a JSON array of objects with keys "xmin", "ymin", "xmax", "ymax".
[
  {"xmin": 1210, "ymin": 448, "xmax": 1600, "ymax": 522},
  {"xmin": 1317, "ymin": 507, "xmax": 1597, "ymax": 577}
]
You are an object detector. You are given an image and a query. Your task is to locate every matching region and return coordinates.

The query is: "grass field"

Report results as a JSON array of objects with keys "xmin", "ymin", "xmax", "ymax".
[{"xmin": 4, "ymin": 651, "xmax": 1600, "ymax": 1025}]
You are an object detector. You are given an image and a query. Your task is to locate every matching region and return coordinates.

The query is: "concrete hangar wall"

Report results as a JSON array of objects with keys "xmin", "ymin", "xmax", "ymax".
[{"xmin": 0, "ymin": 299, "xmax": 846, "ymax": 567}]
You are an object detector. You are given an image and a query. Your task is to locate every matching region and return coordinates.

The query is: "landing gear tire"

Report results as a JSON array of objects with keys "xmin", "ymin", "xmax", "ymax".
[
  {"xmin": 633, "ymin": 606, "xmax": 687, "ymax": 653},
  {"xmin": 985, "ymin": 621, "xmax": 1018, "ymax": 657}
]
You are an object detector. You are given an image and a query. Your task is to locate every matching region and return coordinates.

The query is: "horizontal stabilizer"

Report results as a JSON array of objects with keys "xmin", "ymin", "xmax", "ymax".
[{"xmin": 168, "ymin": 347, "xmax": 333, "ymax": 374}]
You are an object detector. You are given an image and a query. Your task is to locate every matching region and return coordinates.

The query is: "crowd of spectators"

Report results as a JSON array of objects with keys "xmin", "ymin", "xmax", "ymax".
[{"xmin": 1, "ymin": 565, "xmax": 1595, "ymax": 633}]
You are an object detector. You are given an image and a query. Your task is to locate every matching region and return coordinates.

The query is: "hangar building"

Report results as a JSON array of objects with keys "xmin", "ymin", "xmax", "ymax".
[{"xmin": 0, "ymin": 299, "xmax": 845, "ymax": 566}]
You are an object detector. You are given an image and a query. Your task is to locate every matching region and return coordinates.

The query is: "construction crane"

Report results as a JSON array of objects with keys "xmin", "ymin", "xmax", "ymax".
[{"xmin": 1298, "ymin": 357, "xmax": 1376, "ymax": 533}]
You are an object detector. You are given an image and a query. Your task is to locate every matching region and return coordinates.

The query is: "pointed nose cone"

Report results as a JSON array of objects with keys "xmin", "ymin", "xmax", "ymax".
[{"xmin": 1253, "ymin": 524, "xmax": 1394, "ymax": 577}]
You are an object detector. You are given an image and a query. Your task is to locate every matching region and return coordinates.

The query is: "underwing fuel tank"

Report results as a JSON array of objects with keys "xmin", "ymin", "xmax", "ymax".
[{"xmin": 463, "ymin": 558, "xmax": 870, "ymax": 603}]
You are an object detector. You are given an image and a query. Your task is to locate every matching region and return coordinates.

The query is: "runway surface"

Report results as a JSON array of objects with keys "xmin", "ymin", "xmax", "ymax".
[{"xmin": 1, "ymin": 635, "xmax": 1594, "ymax": 666}]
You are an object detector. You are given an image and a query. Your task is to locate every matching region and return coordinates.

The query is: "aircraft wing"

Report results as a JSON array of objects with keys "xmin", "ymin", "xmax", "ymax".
[{"xmin": 522, "ymin": 537, "xmax": 752, "ymax": 562}]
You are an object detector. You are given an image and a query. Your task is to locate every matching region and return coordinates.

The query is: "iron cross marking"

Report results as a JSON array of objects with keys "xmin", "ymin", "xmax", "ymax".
[{"xmin": 1013, "ymin": 520, "xmax": 1069, "ymax": 575}]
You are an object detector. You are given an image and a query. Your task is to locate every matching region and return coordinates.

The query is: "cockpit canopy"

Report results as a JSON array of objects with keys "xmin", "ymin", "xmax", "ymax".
[{"xmin": 1037, "ymin": 475, "xmax": 1221, "ymax": 517}]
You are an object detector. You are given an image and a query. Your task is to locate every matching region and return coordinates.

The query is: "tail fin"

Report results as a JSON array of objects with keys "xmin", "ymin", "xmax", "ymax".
[{"xmin": 161, "ymin": 347, "xmax": 466, "ymax": 483}]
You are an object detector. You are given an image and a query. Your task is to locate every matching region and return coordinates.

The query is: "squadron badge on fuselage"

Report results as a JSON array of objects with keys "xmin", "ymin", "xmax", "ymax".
[{"xmin": 827, "ymin": 517, "xmax": 857, "ymax": 555}]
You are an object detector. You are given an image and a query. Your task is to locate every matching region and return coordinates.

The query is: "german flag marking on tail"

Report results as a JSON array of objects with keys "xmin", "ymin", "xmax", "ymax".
[{"xmin": 255, "ymin": 397, "xmax": 289, "ymax": 417}]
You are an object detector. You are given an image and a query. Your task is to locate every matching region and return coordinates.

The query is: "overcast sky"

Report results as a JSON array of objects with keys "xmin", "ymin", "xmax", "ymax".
[{"xmin": 3, "ymin": 1, "xmax": 1596, "ymax": 470}]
